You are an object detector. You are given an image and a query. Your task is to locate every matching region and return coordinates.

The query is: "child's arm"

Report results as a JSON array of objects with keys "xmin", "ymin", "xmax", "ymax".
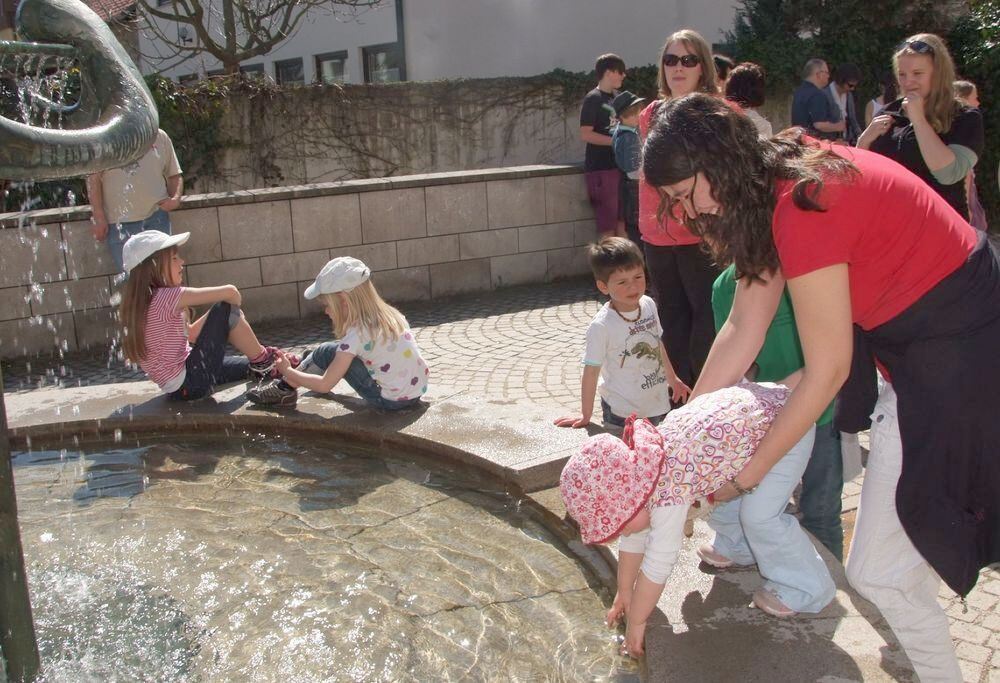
[
  {"xmin": 554, "ymin": 364, "xmax": 601, "ymax": 427},
  {"xmin": 178, "ymin": 285, "xmax": 241, "ymax": 309},
  {"xmin": 275, "ymin": 349, "xmax": 354, "ymax": 394},
  {"xmin": 607, "ymin": 544, "xmax": 644, "ymax": 626},
  {"xmin": 658, "ymin": 340, "xmax": 691, "ymax": 404}
]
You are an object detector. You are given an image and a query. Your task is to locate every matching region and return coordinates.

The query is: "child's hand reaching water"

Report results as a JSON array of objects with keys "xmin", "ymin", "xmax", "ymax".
[
  {"xmin": 624, "ymin": 619, "xmax": 647, "ymax": 657},
  {"xmin": 605, "ymin": 591, "xmax": 631, "ymax": 627}
]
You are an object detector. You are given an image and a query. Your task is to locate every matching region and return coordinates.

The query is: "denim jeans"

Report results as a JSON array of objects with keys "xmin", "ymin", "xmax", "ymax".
[
  {"xmin": 300, "ymin": 341, "xmax": 421, "ymax": 411},
  {"xmin": 106, "ymin": 208, "xmax": 171, "ymax": 273},
  {"xmin": 708, "ymin": 425, "xmax": 836, "ymax": 613},
  {"xmin": 600, "ymin": 398, "xmax": 665, "ymax": 429},
  {"xmin": 799, "ymin": 422, "xmax": 845, "ymax": 561},
  {"xmin": 167, "ymin": 302, "xmax": 248, "ymax": 401}
]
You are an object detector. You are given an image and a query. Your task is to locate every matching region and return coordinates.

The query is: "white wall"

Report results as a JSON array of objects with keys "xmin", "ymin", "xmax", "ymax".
[
  {"xmin": 138, "ymin": 0, "xmax": 398, "ymax": 83},
  {"xmin": 138, "ymin": 0, "xmax": 739, "ymax": 83},
  {"xmin": 403, "ymin": 0, "xmax": 738, "ymax": 80}
]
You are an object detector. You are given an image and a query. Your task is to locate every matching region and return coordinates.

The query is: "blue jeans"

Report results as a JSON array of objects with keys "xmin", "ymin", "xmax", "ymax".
[
  {"xmin": 600, "ymin": 398, "xmax": 665, "ymax": 428},
  {"xmin": 106, "ymin": 208, "xmax": 171, "ymax": 273},
  {"xmin": 167, "ymin": 302, "xmax": 248, "ymax": 401},
  {"xmin": 708, "ymin": 426, "xmax": 836, "ymax": 613},
  {"xmin": 300, "ymin": 341, "xmax": 421, "ymax": 411},
  {"xmin": 799, "ymin": 422, "xmax": 844, "ymax": 561}
]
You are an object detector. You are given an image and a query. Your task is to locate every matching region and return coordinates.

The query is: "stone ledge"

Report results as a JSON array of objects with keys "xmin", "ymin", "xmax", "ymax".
[{"xmin": 0, "ymin": 165, "xmax": 584, "ymax": 229}]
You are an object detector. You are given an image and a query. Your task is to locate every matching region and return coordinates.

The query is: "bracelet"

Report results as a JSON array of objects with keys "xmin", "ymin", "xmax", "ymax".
[{"xmin": 729, "ymin": 476, "xmax": 757, "ymax": 496}]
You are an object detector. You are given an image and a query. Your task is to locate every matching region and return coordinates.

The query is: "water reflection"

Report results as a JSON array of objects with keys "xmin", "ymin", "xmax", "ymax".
[{"xmin": 13, "ymin": 436, "xmax": 639, "ymax": 681}]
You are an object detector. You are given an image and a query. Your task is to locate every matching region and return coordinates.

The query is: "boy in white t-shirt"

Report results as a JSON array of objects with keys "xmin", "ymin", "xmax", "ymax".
[{"xmin": 555, "ymin": 236, "xmax": 690, "ymax": 430}]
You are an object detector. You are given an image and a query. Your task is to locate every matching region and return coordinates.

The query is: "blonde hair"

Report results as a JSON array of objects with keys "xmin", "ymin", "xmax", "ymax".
[
  {"xmin": 893, "ymin": 33, "xmax": 959, "ymax": 134},
  {"xmin": 119, "ymin": 247, "xmax": 175, "ymax": 363},
  {"xmin": 321, "ymin": 279, "xmax": 406, "ymax": 343},
  {"xmin": 657, "ymin": 29, "xmax": 719, "ymax": 100}
]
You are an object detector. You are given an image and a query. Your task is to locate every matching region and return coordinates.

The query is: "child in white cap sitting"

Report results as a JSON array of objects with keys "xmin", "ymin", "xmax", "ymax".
[
  {"xmin": 248, "ymin": 257, "xmax": 429, "ymax": 409},
  {"xmin": 118, "ymin": 230, "xmax": 289, "ymax": 400},
  {"xmin": 560, "ymin": 382, "xmax": 834, "ymax": 657}
]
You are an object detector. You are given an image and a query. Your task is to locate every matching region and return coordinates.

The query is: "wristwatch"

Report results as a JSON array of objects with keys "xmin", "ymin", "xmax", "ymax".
[{"xmin": 729, "ymin": 476, "xmax": 758, "ymax": 496}]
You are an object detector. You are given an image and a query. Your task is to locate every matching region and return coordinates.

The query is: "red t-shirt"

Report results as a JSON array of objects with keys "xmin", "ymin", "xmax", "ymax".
[
  {"xmin": 637, "ymin": 101, "xmax": 700, "ymax": 247},
  {"xmin": 772, "ymin": 145, "xmax": 976, "ymax": 330}
]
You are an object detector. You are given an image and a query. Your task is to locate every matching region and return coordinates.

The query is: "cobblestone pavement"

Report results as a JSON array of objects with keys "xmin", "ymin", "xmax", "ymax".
[{"xmin": 2, "ymin": 277, "xmax": 998, "ymax": 681}]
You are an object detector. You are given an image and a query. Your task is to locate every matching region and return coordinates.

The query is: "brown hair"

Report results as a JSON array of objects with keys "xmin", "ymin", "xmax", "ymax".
[
  {"xmin": 953, "ymin": 79, "xmax": 976, "ymax": 100},
  {"xmin": 595, "ymin": 53, "xmax": 626, "ymax": 80},
  {"xmin": 893, "ymin": 33, "xmax": 960, "ymax": 134},
  {"xmin": 588, "ymin": 236, "xmax": 645, "ymax": 283},
  {"xmin": 725, "ymin": 62, "xmax": 767, "ymax": 109},
  {"xmin": 656, "ymin": 29, "xmax": 719, "ymax": 100},
  {"xmin": 119, "ymin": 247, "xmax": 176, "ymax": 363},
  {"xmin": 641, "ymin": 93, "xmax": 859, "ymax": 280}
]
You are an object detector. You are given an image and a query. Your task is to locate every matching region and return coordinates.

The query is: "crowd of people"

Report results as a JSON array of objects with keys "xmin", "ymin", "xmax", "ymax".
[
  {"xmin": 91, "ymin": 24, "xmax": 997, "ymax": 683},
  {"xmin": 563, "ymin": 27, "xmax": 996, "ymax": 681}
]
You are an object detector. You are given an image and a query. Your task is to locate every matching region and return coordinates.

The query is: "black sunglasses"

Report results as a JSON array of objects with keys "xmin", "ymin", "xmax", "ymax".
[
  {"xmin": 663, "ymin": 54, "xmax": 700, "ymax": 68},
  {"xmin": 898, "ymin": 40, "xmax": 934, "ymax": 55}
]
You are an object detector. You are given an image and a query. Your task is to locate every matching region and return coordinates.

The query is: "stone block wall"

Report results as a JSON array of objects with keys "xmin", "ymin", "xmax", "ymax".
[{"xmin": 0, "ymin": 165, "xmax": 596, "ymax": 359}]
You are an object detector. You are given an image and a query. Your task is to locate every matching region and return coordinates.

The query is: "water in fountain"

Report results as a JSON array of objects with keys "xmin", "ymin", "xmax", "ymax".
[{"xmin": 13, "ymin": 433, "xmax": 639, "ymax": 681}]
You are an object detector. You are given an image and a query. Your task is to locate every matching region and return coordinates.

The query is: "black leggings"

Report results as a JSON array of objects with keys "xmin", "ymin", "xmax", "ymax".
[{"xmin": 643, "ymin": 242, "xmax": 720, "ymax": 387}]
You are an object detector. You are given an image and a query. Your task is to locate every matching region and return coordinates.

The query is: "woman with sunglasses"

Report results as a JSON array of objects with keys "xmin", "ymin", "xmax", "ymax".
[
  {"xmin": 857, "ymin": 33, "xmax": 984, "ymax": 220},
  {"xmin": 644, "ymin": 92, "xmax": 998, "ymax": 682},
  {"xmin": 637, "ymin": 29, "xmax": 721, "ymax": 393}
]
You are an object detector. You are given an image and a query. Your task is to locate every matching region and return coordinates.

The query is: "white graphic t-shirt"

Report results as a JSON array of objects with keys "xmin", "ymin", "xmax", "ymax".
[
  {"xmin": 583, "ymin": 295, "xmax": 670, "ymax": 419},
  {"xmin": 338, "ymin": 319, "xmax": 429, "ymax": 402}
]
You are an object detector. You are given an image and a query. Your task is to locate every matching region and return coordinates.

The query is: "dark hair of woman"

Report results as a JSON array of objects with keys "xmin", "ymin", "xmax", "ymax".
[
  {"xmin": 724, "ymin": 62, "xmax": 766, "ymax": 108},
  {"xmin": 641, "ymin": 93, "xmax": 859, "ymax": 280}
]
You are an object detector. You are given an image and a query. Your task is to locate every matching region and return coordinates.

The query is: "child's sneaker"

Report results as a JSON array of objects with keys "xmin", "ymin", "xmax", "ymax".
[
  {"xmin": 249, "ymin": 346, "xmax": 279, "ymax": 380},
  {"xmin": 696, "ymin": 543, "xmax": 735, "ymax": 568},
  {"xmin": 751, "ymin": 588, "xmax": 797, "ymax": 618},
  {"xmin": 247, "ymin": 380, "xmax": 298, "ymax": 406}
]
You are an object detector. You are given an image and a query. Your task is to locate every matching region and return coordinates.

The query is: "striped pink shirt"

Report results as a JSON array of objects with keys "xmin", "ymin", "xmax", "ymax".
[{"xmin": 139, "ymin": 287, "xmax": 189, "ymax": 392}]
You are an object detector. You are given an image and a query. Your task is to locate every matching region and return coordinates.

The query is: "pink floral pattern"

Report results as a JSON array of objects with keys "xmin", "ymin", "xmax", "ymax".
[
  {"xmin": 560, "ymin": 418, "xmax": 665, "ymax": 544},
  {"xmin": 560, "ymin": 382, "xmax": 789, "ymax": 544},
  {"xmin": 651, "ymin": 382, "xmax": 788, "ymax": 507}
]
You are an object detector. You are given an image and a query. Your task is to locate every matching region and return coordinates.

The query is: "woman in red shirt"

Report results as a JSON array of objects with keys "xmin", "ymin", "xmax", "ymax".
[
  {"xmin": 637, "ymin": 29, "xmax": 721, "ymax": 390},
  {"xmin": 642, "ymin": 93, "xmax": 998, "ymax": 682}
]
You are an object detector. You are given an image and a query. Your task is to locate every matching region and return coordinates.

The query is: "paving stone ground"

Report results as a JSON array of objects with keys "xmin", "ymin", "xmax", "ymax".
[{"xmin": 2, "ymin": 277, "xmax": 998, "ymax": 681}]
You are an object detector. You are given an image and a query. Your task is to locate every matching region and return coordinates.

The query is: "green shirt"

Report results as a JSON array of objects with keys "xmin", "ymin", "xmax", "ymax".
[{"xmin": 711, "ymin": 264, "xmax": 834, "ymax": 426}]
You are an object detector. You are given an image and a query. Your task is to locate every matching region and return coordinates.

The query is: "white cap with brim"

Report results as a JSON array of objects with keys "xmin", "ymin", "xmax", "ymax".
[
  {"xmin": 122, "ymin": 231, "xmax": 190, "ymax": 273},
  {"xmin": 303, "ymin": 257, "xmax": 371, "ymax": 300}
]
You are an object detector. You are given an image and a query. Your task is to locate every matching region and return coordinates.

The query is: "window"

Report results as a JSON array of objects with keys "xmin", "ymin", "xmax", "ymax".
[
  {"xmin": 274, "ymin": 57, "xmax": 304, "ymax": 86},
  {"xmin": 362, "ymin": 43, "xmax": 404, "ymax": 83},
  {"xmin": 239, "ymin": 63, "xmax": 265, "ymax": 79},
  {"xmin": 207, "ymin": 68, "xmax": 226, "ymax": 78},
  {"xmin": 177, "ymin": 73, "xmax": 198, "ymax": 85},
  {"xmin": 315, "ymin": 51, "xmax": 348, "ymax": 84}
]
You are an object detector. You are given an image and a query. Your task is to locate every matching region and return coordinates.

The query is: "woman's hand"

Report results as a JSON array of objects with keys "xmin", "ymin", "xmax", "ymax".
[
  {"xmin": 857, "ymin": 114, "xmax": 895, "ymax": 149},
  {"xmin": 709, "ymin": 480, "xmax": 741, "ymax": 504},
  {"xmin": 901, "ymin": 93, "xmax": 927, "ymax": 124},
  {"xmin": 668, "ymin": 376, "xmax": 691, "ymax": 404},
  {"xmin": 606, "ymin": 591, "xmax": 631, "ymax": 627},
  {"xmin": 623, "ymin": 619, "xmax": 647, "ymax": 658}
]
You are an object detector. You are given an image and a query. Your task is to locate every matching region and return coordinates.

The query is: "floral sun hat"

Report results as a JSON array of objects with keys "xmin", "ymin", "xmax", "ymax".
[{"xmin": 559, "ymin": 417, "xmax": 666, "ymax": 544}]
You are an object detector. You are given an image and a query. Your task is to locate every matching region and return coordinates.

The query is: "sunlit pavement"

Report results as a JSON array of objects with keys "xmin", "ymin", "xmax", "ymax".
[{"xmin": 3, "ymin": 277, "xmax": 998, "ymax": 681}]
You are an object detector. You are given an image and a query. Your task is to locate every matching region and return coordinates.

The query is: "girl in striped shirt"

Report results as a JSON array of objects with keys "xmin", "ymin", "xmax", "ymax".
[{"xmin": 119, "ymin": 230, "xmax": 288, "ymax": 400}]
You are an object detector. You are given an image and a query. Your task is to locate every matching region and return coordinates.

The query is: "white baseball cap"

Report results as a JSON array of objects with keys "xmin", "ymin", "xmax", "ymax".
[
  {"xmin": 122, "ymin": 231, "xmax": 190, "ymax": 272},
  {"xmin": 304, "ymin": 257, "xmax": 371, "ymax": 299}
]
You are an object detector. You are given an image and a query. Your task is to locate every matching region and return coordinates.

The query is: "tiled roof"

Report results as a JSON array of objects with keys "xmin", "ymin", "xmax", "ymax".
[{"xmin": 84, "ymin": 0, "xmax": 135, "ymax": 21}]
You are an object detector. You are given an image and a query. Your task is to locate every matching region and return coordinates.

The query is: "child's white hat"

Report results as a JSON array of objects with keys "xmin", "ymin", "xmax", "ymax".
[
  {"xmin": 122, "ymin": 231, "xmax": 190, "ymax": 273},
  {"xmin": 304, "ymin": 257, "xmax": 371, "ymax": 299}
]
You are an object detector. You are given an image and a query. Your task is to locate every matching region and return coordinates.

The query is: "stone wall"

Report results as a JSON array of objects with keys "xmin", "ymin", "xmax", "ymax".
[{"xmin": 0, "ymin": 165, "xmax": 595, "ymax": 360}]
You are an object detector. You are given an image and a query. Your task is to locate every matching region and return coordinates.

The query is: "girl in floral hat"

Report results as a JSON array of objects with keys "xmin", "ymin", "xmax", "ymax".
[{"xmin": 559, "ymin": 382, "xmax": 834, "ymax": 657}]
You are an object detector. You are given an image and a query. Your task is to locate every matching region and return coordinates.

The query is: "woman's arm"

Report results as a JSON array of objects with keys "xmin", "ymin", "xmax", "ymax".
[
  {"xmin": 728, "ymin": 264, "xmax": 852, "ymax": 493},
  {"xmin": 178, "ymin": 285, "xmax": 241, "ymax": 309},
  {"xmin": 278, "ymin": 349, "xmax": 354, "ymax": 394},
  {"xmin": 691, "ymin": 272, "xmax": 785, "ymax": 399}
]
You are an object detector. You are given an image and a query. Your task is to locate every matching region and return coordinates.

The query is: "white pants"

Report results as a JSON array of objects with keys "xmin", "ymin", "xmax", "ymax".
[{"xmin": 845, "ymin": 384, "xmax": 961, "ymax": 682}]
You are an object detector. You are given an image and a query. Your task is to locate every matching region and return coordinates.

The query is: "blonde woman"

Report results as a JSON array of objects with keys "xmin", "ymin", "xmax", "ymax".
[
  {"xmin": 637, "ymin": 28, "xmax": 721, "ymax": 391},
  {"xmin": 249, "ymin": 257, "xmax": 429, "ymax": 409},
  {"xmin": 858, "ymin": 33, "xmax": 985, "ymax": 219}
]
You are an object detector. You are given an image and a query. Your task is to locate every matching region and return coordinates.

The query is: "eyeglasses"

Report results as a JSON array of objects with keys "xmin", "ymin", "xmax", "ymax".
[
  {"xmin": 663, "ymin": 54, "xmax": 700, "ymax": 68},
  {"xmin": 898, "ymin": 40, "xmax": 934, "ymax": 55}
]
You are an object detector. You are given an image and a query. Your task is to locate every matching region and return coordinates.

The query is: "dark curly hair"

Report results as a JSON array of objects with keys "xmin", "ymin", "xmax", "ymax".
[{"xmin": 641, "ymin": 93, "xmax": 859, "ymax": 280}]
